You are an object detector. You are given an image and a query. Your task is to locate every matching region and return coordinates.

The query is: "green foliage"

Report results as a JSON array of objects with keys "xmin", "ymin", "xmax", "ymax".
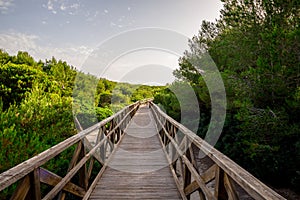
[
  {"xmin": 154, "ymin": 86, "xmax": 181, "ymax": 121},
  {"xmin": 98, "ymin": 92, "xmax": 113, "ymax": 107},
  {"xmin": 158, "ymin": 0, "xmax": 300, "ymax": 193},
  {"xmin": 0, "ymin": 84, "xmax": 76, "ymax": 199},
  {"xmin": 95, "ymin": 106, "xmax": 113, "ymax": 121},
  {"xmin": 0, "ymin": 49, "xmax": 11, "ymax": 65},
  {"xmin": 131, "ymin": 85, "xmax": 155, "ymax": 102},
  {"xmin": 11, "ymin": 51, "xmax": 37, "ymax": 67},
  {"xmin": 0, "ymin": 49, "xmax": 167, "ymax": 198},
  {"xmin": 0, "ymin": 63, "xmax": 46, "ymax": 109},
  {"xmin": 0, "ymin": 85, "xmax": 75, "ymax": 173}
]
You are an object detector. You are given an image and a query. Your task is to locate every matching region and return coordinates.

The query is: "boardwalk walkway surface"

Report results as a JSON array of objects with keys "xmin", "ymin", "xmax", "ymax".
[
  {"xmin": 89, "ymin": 105, "xmax": 181, "ymax": 199},
  {"xmin": 0, "ymin": 102, "xmax": 286, "ymax": 200}
]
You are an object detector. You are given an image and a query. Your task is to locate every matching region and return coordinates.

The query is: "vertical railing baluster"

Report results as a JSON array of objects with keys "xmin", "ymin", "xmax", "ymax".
[
  {"xmin": 78, "ymin": 140, "xmax": 88, "ymax": 190},
  {"xmin": 184, "ymin": 149, "xmax": 192, "ymax": 200},
  {"xmin": 214, "ymin": 166, "xmax": 227, "ymax": 200}
]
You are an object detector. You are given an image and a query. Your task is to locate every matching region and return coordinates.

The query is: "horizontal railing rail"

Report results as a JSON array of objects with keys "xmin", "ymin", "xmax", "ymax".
[
  {"xmin": 0, "ymin": 99, "xmax": 287, "ymax": 200},
  {"xmin": 0, "ymin": 101, "xmax": 140, "ymax": 200},
  {"xmin": 150, "ymin": 101, "xmax": 285, "ymax": 200}
]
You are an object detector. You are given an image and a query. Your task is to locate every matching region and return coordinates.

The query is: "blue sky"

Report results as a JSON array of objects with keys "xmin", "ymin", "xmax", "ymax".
[{"xmin": 0, "ymin": 0, "xmax": 223, "ymax": 84}]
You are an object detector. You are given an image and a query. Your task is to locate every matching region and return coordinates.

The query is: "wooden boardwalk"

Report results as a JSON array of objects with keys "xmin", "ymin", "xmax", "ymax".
[
  {"xmin": 89, "ymin": 106, "xmax": 182, "ymax": 199},
  {"xmin": 0, "ymin": 101, "xmax": 286, "ymax": 200}
]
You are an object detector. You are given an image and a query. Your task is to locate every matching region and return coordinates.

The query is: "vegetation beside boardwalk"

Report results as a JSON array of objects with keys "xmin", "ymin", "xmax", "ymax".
[
  {"xmin": 0, "ymin": 0, "xmax": 299, "ymax": 198},
  {"xmin": 154, "ymin": 0, "xmax": 300, "ymax": 195}
]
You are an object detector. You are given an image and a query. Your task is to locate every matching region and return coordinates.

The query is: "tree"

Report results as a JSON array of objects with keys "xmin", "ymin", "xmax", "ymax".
[{"xmin": 165, "ymin": 0, "xmax": 300, "ymax": 192}]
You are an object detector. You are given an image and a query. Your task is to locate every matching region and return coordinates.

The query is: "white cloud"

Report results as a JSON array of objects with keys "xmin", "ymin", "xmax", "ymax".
[
  {"xmin": 70, "ymin": 3, "xmax": 79, "ymax": 9},
  {"xmin": 45, "ymin": 0, "xmax": 80, "ymax": 15},
  {"xmin": 101, "ymin": 50, "xmax": 179, "ymax": 84},
  {"xmin": 0, "ymin": 32, "xmax": 93, "ymax": 68},
  {"xmin": 118, "ymin": 16, "xmax": 125, "ymax": 22},
  {"xmin": 0, "ymin": 0, "xmax": 14, "ymax": 14},
  {"xmin": 94, "ymin": 11, "xmax": 99, "ymax": 17},
  {"xmin": 60, "ymin": 4, "xmax": 66, "ymax": 11},
  {"xmin": 47, "ymin": 0, "xmax": 53, "ymax": 10}
]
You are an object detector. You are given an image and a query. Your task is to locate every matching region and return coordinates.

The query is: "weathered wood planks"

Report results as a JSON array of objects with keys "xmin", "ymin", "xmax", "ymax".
[
  {"xmin": 0, "ymin": 101, "xmax": 287, "ymax": 200},
  {"xmin": 88, "ymin": 106, "xmax": 181, "ymax": 200},
  {"xmin": 150, "ymin": 102, "xmax": 286, "ymax": 200}
]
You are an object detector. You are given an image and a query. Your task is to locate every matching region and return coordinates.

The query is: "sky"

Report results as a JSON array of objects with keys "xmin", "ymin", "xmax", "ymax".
[{"xmin": 0, "ymin": 0, "xmax": 223, "ymax": 85}]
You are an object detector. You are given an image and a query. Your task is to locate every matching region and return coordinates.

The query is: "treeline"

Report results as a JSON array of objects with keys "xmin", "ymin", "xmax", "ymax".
[
  {"xmin": 154, "ymin": 0, "xmax": 299, "ymax": 194},
  {"xmin": 0, "ymin": 49, "xmax": 162, "ymax": 198},
  {"xmin": 1, "ymin": 0, "xmax": 299, "ymax": 197}
]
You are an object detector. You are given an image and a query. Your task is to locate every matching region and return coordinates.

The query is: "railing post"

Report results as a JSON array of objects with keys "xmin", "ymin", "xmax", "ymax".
[
  {"xmin": 29, "ymin": 168, "xmax": 41, "ymax": 200},
  {"xmin": 98, "ymin": 126, "xmax": 106, "ymax": 163},
  {"xmin": 215, "ymin": 166, "xmax": 227, "ymax": 200},
  {"xmin": 78, "ymin": 140, "xmax": 88, "ymax": 191},
  {"xmin": 223, "ymin": 173, "xmax": 238, "ymax": 200},
  {"xmin": 10, "ymin": 168, "xmax": 41, "ymax": 200},
  {"xmin": 184, "ymin": 149, "xmax": 192, "ymax": 200}
]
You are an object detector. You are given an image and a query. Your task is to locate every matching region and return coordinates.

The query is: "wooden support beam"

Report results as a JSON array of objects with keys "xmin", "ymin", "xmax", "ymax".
[
  {"xmin": 184, "ymin": 149, "xmax": 192, "ymax": 200},
  {"xmin": 156, "ymin": 123, "xmax": 187, "ymax": 200},
  {"xmin": 151, "ymin": 106, "xmax": 214, "ymax": 199},
  {"xmin": 28, "ymin": 168, "xmax": 41, "ymax": 200},
  {"xmin": 82, "ymin": 118, "xmax": 130, "ymax": 200},
  {"xmin": 224, "ymin": 173, "xmax": 239, "ymax": 200},
  {"xmin": 184, "ymin": 180, "xmax": 199, "ymax": 196},
  {"xmin": 10, "ymin": 175, "xmax": 30, "ymax": 200},
  {"xmin": 202, "ymin": 164, "xmax": 217, "ymax": 183},
  {"xmin": 150, "ymin": 102, "xmax": 286, "ymax": 200},
  {"xmin": 189, "ymin": 146, "xmax": 196, "ymax": 168},
  {"xmin": 78, "ymin": 141, "xmax": 88, "ymax": 191},
  {"xmin": 39, "ymin": 168, "xmax": 85, "ymax": 198},
  {"xmin": 214, "ymin": 166, "xmax": 227, "ymax": 200},
  {"xmin": 87, "ymin": 158, "xmax": 95, "ymax": 182},
  {"xmin": 98, "ymin": 127, "xmax": 106, "ymax": 163}
]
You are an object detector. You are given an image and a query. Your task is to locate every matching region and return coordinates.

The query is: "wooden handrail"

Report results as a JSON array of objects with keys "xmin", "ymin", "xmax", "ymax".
[
  {"xmin": 0, "ymin": 101, "xmax": 140, "ymax": 199},
  {"xmin": 0, "ymin": 100, "xmax": 287, "ymax": 200},
  {"xmin": 150, "ymin": 101, "xmax": 286, "ymax": 200}
]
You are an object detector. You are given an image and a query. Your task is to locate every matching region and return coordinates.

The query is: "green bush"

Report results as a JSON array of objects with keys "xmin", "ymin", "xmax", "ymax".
[{"xmin": 0, "ymin": 63, "xmax": 46, "ymax": 109}]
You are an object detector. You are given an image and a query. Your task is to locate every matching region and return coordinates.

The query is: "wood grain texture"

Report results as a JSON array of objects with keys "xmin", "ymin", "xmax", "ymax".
[
  {"xmin": 88, "ymin": 106, "xmax": 181, "ymax": 200},
  {"xmin": 150, "ymin": 102, "xmax": 286, "ymax": 200},
  {"xmin": 0, "ymin": 102, "xmax": 139, "ymax": 192}
]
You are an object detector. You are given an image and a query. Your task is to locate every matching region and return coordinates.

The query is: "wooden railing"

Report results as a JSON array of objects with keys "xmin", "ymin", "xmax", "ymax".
[
  {"xmin": 0, "ymin": 102, "xmax": 139, "ymax": 200},
  {"xmin": 150, "ymin": 102, "xmax": 286, "ymax": 200},
  {"xmin": 0, "ymin": 100, "xmax": 287, "ymax": 200}
]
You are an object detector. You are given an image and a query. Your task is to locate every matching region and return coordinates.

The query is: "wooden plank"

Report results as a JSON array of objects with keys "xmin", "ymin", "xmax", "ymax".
[
  {"xmin": 42, "ymin": 104, "xmax": 139, "ymax": 200},
  {"xmin": 214, "ymin": 165, "xmax": 220, "ymax": 198},
  {"xmin": 182, "ymin": 155, "xmax": 215, "ymax": 200},
  {"xmin": 88, "ymin": 106, "xmax": 181, "ymax": 199},
  {"xmin": 83, "ymin": 121, "xmax": 128, "ymax": 200},
  {"xmin": 39, "ymin": 168, "xmax": 85, "ymax": 198},
  {"xmin": 151, "ymin": 108, "xmax": 214, "ymax": 199},
  {"xmin": 78, "ymin": 141, "xmax": 88, "ymax": 190},
  {"xmin": 150, "ymin": 102, "xmax": 286, "ymax": 200},
  {"xmin": 157, "ymin": 122, "xmax": 187, "ymax": 200},
  {"xmin": 224, "ymin": 173, "xmax": 239, "ymax": 200},
  {"xmin": 29, "ymin": 168, "xmax": 41, "ymax": 200},
  {"xmin": 58, "ymin": 140, "xmax": 84, "ymax": 200},
  {"xmin": 10, "ymin": 175, "xmax": 30, "ymax": 200},
  {"xmin": 0, "ymin": 102, "xmax": 139, "ymax": 191},
  {"xmin": 202, "ymin": 164, "xmax": 217, "ymax": 183},
  {"xmin": 184, "ymin": 149, "xmax": 192, "ymax": 200},
  {"xmin": 184, "ymin": 180, "xmax": 199, "ymax": 196}
]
